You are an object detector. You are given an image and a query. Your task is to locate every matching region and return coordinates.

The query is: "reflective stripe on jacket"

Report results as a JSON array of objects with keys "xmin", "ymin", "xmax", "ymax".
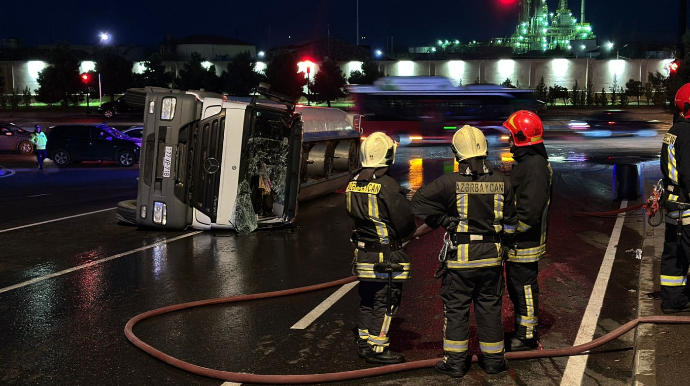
[
  {"xmin": 506, "ymin": 153, "xmax": 552, "ymax": 263},
  {"xmin": 346, "ymin": 167, "xmax": 416, "ymax": 282},
  {"xmin": 661, "ymin": 120, "xmax": 690, "ymax": 218},
  {"xmin": 411, "ymin": 160, "xmax": 519, "ymax": 269}
]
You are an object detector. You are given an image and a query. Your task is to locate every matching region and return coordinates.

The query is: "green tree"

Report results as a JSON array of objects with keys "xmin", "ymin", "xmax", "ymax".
[
  {"xmin": 625, "ymin": 79, "xmax": 643, "ymax": 105},
  {"xmin": 348, "ymin": 57, "xmax": 384, "ymax": 84},
  {"xmin": 10, "ymin": 88, "xmax": 20, "ymax": 109},
  {"xmin": 648, "ymin": 71, "xmax": 668, "ymax": 106},
  {"xmin": 96, "ymin": 47, "xmax": 134, "ymax": 99},
  {"xmin": 548, "ymin": 84, "xmax": 568, "ymax": 105},
  {"xmin": 35, "ymin": 43, "xmax": 81, "ymax": 106},
  {"xmin": 534, "ymin": 76, "xmax": 548, "ymax": 102},
  {"xmin": 609, "ymin": 75, "xmax": 619, "ymax": 106},
  {"xmin": 221, "ymin": 51, "xmax": 265, "ymax": 96},
  {"xmin": 586, "ymin": 82, "xmax": 595, "ymax": 106},
  {"xmin": 175, "ymin": 52, "xmax": 222, "ymax": 92},
  {"xmin": 264, "ymin": 51, "xmax": 307, "ymax": 100},
  {"xmin": 22, "ymin": 86, "xmax": 32, "ymax": 108},
  {"xmin": 600, "ymin": 88, "xmax": 608, "ymax": 107},
  {"xmin": 571, "ymin": 80, "xmax": 580, "ymax": 106},
  {"xmin": 644, "ymin": 82, "xmax": 654, "ymax": 105},
  {"xmin": 501, "ymin": 78, "xmax": 514, "ymax": 87},
  {"xmin": 309, "ymin": 60, "xmax": 347, "ymax": 107},
  {"xmin": 133, "ymin": 53, "xmax": 173, "ymax": 88}
]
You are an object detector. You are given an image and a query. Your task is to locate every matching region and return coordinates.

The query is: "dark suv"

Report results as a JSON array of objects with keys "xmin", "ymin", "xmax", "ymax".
[
  {"xmin": 46, "ymin": 124, "xmax": 140, "ymax": 167},
  {"xmin": 98, "ymin": 96, "xmax": 142, "ymax": 118}
]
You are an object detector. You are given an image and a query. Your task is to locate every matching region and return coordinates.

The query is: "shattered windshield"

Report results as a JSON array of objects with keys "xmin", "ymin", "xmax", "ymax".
[{"xmin": 234, "ymin": 108, "xmax": 296, "ymax": 234}]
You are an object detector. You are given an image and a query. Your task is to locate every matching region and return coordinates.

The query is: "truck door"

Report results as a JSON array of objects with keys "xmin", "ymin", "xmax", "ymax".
[{"xmin": 187, "ymin": 110, "xmax": 226, "ymax": 222}]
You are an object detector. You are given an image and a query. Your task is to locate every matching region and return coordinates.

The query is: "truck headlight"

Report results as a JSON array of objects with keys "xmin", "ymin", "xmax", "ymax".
[
  {"xmin": 160, "ymin": 97, "xmax": 176, "ymax": 120},
  {"xmin": 153, "ymin": 202, "xmax": 167, "ymax": 225},
  {"xmin": 140, "ymin": 205, "xmax": 147, "ymax": 219}
]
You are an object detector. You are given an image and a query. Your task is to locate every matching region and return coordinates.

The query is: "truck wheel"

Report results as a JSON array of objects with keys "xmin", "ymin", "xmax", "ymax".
[
  {"xmin": 18, "ymin": 141, "xmax": 34, "ymax": 155},
  {"xmin": 306, "ymin": 143, "xmax": 334, "ymax": 179},
  {"xmin": 116, "ymin": 199, "xmax": 137, "ymax": 225},
  {"xmin": 333, "ymin": 141, "xmax": 358, "ymax": 173}
]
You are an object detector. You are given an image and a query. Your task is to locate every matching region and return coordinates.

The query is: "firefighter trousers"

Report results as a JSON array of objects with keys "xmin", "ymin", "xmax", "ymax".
[
  {"xmin": 660, "ymin": 223, "xmax": 690, "ymax": 309},
  {"xmin": 506, "ymin": 261, "xmax": 539, "ymax": 340},
  {"xmin": 440, "ymin": 266, "xmax": 505, "ymax": 368},
  {"xmin": 357, "ymin": 281, "xmax": 403, "ymax": 353}
]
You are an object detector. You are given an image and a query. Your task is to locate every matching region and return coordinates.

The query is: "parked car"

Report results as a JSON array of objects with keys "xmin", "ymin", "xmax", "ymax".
[
  {"xmin": 46, "ymin": 124, "xmax": 140, "ymax": 167},
  {"xmin": 568, "ymin": 110, "xmax": 659, "ymax": 137},
  {"xmin": 122, "ymin": 125, "xmax": 143, "ymax": 139},
  {"xmin": 0, "ymin": 122, "xmax": 34, "ymax": 154},
  {"xmin": 98, "ymin": 96, "xmax": 143, "ymax": 118}
]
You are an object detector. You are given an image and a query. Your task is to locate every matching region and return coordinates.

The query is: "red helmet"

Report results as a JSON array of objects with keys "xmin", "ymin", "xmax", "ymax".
[
  {"xmin": 675, "ymin": 83, "xmax": 690, "ymax": 116},
  {"xmin": 503, "ymin": 110, "xmax": 544, "ymax": 147}
]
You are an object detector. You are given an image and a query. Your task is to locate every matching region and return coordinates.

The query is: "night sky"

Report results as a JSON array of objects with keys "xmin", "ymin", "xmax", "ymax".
[{"xmin": 3, "ymin": 0, "xmax": 683, "ymax": 50}]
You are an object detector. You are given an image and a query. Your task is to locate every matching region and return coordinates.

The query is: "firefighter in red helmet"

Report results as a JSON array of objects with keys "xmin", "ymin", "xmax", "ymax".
[
  {"xmin": 658, "ymin": 84, "xmax": 690, "ymax": 314},
  {"xmin": 502, "ymin": 110, "xmax": 553, "ymax": 351}
]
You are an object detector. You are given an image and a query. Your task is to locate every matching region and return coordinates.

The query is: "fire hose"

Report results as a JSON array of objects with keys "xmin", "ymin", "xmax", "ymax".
[
  {"xmin": 575, "ymin": 179, "xmax": 665, "ymax": 227},
  {"xmin": 125, "ymin": 275, "xmax": 690, "ymax": 384}
]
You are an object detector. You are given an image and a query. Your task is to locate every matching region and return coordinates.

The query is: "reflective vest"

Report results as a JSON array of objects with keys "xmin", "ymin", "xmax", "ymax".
[{"xmin": 31, "ymin": 132, "xmax": 47, "ymax": 150}]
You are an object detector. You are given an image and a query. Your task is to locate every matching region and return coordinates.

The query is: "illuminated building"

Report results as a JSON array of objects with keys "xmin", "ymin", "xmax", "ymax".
[{"xmin": 512, "ymin": 0, "xmax": 595, "ymax": 53}]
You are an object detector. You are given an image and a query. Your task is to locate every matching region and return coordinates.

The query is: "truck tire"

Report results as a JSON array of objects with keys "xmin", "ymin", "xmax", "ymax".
[{"xmin": 116, "ymin": 199, "xmax": 137, "ymax": 225}]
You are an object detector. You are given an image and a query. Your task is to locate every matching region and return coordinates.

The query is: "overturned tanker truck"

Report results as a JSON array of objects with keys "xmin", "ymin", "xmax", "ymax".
[{"xmin": 116, "ymin": 84, "xmax": 362, "ymax": 233}]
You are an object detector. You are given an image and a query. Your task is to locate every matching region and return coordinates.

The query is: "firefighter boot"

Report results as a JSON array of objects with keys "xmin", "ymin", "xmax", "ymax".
[
  {"xmin": 358, "ymin": 339, "xmax": 373, "ymax": 358},
  {"xmin": 661, "ymin": 301, "xmax": 690, "ymax": 314},
  {"xmin": 364, "ymin": 349, "xmax": 405, "ymax": 364},
  {"xmin": 434, "ymin": 360, "xmax": 467, "ymax": 378},
  {"xmin": 507, "ymin": 337, "xmax": 539, "ymax": 352},
  {"xmin": 482, "ymin": 359, "xmax": 508, "ymax": 374}
]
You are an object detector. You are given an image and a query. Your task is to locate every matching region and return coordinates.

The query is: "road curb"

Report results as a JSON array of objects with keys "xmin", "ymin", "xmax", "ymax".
[{"xmin": 633, "ymin": 226, "xmax": 664, "ymax": 386}]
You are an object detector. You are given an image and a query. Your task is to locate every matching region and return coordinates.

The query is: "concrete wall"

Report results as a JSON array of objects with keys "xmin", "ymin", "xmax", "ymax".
[
  {"xmin": 0, "ymin": 57, "xmax": 675, "ymax": 95},
  {"xmin": 363, "ymin": 58, "xmax": 673, "ymax": 91},
  {"xmin": 175, "ymin": 44, "xmax": 255, "ymax": 61}
]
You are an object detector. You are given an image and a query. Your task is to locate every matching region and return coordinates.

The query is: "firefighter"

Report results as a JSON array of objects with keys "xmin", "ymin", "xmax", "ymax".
[
  {"xmin": 659, "ymin": 83, "xmax": 690, "ymax": 314},
  {"xmin": 501, "ymin": 110, "xmax": 553, "ymax": 351},
  {"xmin": 346, "ymin": 132, "xmax": 416, "ymax": 364},
  {"xmin": 411, "ymin": 125, "xmax": 518, "ymax": 377}
]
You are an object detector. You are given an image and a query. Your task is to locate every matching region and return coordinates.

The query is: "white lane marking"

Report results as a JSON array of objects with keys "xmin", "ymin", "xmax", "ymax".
[
  {"xmin": 28, "ymin": 193, "xmax": 50, "ymax": 198},
  {"xmin": 0, "ymin": 231, "xmax": 201, "ymax": 295},
  {"xmin": 560, "ymin": 201, "xmax": 628, "ymax": 386},
  {"xmin": 220, "ymin": 383, "xmax": 243, "ymax": 386},
  {"xmin": 290, "ymin": 281, "xmax": 359, "ymax": 330},
  {"xmin": 0, "ymin": 208, "xmax": 116, "ymax": 234}
]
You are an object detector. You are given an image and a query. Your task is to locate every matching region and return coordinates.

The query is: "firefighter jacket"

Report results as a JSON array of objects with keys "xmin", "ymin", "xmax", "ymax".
[
  {"xmin": 661, "ymin": 118, "xmax": 690, "ymax": 224},
  {"xmin": 346, "ymin": 167, "xmax": 416, "ymax": 282},
  {"xmin": 411, "ymin": 159, "xmax": 519, "ymax": 269},
  {"xmin": 505, "ymin": 146, "xmax": 553, "ymax": 263}
]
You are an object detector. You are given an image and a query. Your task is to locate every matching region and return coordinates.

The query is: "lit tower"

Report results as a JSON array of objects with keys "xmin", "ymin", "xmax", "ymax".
[{"xmin": 581, "ymin": 0, "xmax": 585, "ymax": 23}]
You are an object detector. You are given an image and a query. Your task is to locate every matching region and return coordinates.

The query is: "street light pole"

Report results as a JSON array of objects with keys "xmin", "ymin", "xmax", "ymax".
[{"xmin": 356, "ymin": 0, "xmax": 359, "ymax": 46}]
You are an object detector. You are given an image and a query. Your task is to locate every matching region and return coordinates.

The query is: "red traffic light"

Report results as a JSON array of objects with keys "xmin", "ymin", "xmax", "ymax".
[
  {"xmin": 670, "ymin": 60, "xmax": 680, "ymax": 74},
  {"xmin": 81, "ymin": 73, "xmax": 90, "ymax": 82}
]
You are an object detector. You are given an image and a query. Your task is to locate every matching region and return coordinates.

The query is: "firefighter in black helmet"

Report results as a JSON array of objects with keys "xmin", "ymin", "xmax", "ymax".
[
  {"xmin": 658, "ymin": 83, "xmax": 690, "ymax": 314},
  {"xmin": 411, "ymin": 125, "xmax": 518, "ymax": 378},
  {"xmin": 346, "ymin": 132, "xmax": 416, "ymax": 364},
  {"xmin": 501, "ymin": 110, "xmax": 553, "ymax": 351}
]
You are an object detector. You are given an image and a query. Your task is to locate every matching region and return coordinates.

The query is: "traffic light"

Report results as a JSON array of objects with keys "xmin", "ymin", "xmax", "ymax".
[
  {"xmin": 81, "ymin": 73, "xmax": 90, "ymax": 83},
  {"xmin": 670, "ymin": 60, "xmax": 681, "ymax": 75}
]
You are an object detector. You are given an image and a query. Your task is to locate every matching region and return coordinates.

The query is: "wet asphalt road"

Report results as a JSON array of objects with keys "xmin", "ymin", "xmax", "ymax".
[{"xmin": 0, "ymin": 118, "xmax": 672, "ymax": 385}]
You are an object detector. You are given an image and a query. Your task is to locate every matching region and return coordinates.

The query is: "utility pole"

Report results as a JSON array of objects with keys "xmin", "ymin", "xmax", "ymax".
[
  {"xmin": 680, "ymin": 0, "xmax": 688, "ymax": 59},
  {"xmin": 356, "ymin": 0, "xmax": 359, "ymax": 46}
]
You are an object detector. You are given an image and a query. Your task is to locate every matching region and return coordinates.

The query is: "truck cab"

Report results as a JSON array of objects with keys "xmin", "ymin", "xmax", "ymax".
[{"xmin": 133, "ymin": 86, "xmax": 361, "ymax": 233}]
